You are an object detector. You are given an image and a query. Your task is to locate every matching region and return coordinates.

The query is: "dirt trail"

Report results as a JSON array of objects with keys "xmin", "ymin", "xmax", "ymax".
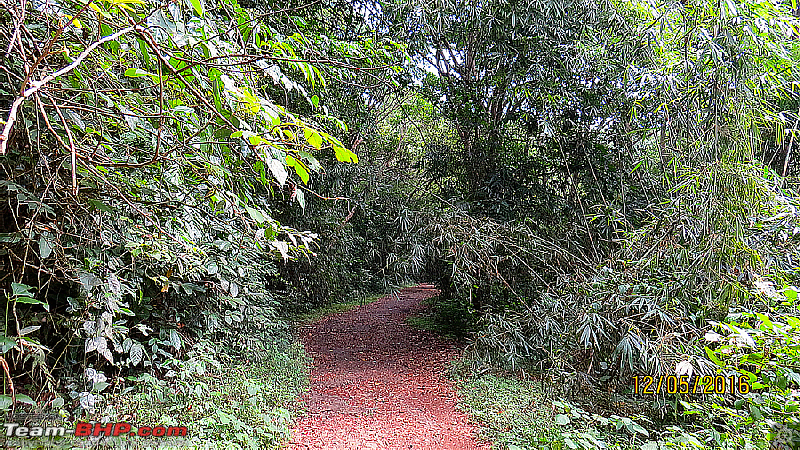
[{"xmin": 288, "ymin": 284, "xmax": 489, "ymax": 449}]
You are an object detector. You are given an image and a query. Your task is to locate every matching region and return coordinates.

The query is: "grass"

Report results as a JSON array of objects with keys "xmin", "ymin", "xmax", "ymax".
[
  {"xmin": 289, "ymin": 292, "xmax": 387, "ymax": 324},
  {"xmin": 11, "ymin": 336, "xmax": 308, "ymax": 450},
  {"xmin": 455, "ymin": 371, "xmax": 561, "ymax": 449},
  {"xmin": 454, "ymin": 368, "xmax": 659, "ymax": 450}
]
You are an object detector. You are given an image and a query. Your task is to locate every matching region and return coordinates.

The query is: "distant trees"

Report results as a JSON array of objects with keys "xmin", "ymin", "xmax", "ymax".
[{"xmin": 381, "ymin": 0, "xmax": 635, "ymax": 223}]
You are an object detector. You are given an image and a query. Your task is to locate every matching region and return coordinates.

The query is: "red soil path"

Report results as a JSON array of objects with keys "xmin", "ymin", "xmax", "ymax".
[{"xmin": 288, "ymin": 284, "xmax": 490, "ymax": 450}]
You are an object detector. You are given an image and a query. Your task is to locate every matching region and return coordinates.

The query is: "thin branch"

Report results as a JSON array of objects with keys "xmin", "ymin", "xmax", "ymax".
[{"xmin": 0, "ymin": 26, "xmax": 137, "ymax": 155}]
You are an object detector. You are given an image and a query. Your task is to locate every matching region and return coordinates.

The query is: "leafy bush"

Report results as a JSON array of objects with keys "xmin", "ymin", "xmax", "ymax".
[
  {"xmin": 679, "ymin": 303, "xmax": 800, "ymax": 449},
  {"xmin": 455, "ymin": 372, "xmax": 657, "ymax": 450},
  {"xmin": 0, "ymin": 0, "xmax": 399, "ymax": 420}
]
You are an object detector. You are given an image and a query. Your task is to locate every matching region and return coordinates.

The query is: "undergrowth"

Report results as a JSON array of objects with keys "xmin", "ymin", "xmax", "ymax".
[
  {"xmin": 110, "ymin": 338, "xmax": 308, "ymax": 449},
  {"xmin": 290, "ymin": 292, "xmax": 387, "ymax": 325},
  {"xmin": 454, "ymin": 372, "xmax": 559, "ymax": 449},
  {"xmin": 453, "ymin": 369, "xmax": 708, "ymax": 450},
  {"xmin": 404, "ymin": 295, "xmax": 477, "ymax": 340},
  {"xmin": 2, "ymin": 333, "xmax": 308, "ymax": 450}
]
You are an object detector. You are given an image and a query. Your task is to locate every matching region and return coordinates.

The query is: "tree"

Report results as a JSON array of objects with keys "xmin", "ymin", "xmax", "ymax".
[
  {"xmin": 382, "ymin": 0, "xmax": 633, "ymax": 220},
  {"xmin": 0, "ymin": 0, "xmax": 399, "ymax": 411}
]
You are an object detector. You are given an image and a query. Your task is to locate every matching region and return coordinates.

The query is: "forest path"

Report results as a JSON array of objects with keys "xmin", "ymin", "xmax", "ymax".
[{"xmin": 287, "ymin": 284, "xmax": 489, "ymax": 449}]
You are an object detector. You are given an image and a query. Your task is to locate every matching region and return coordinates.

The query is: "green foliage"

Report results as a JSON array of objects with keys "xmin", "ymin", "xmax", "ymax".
[
  {"xmin": 455, "ymin": 373, "xmax": 559, "ymax": 449},
  {"xmin": 677, "ymin": 305, "xmax": 800, "ymax": 448},
  {"xmin": 2, "ymin": 0, "xmax": 800, "ymax": 447},
  {"xmin": 3, "ymin": 336, "xmax": 307, "ymax": 449},
  {"xmin": 405, "ymin": 295, "xmax": 475, "ymax": 340},
  {"xmin": 455, "ymin": 372, "xmax": 656, "ymax": 450},
  {"xmin": 109, "ymin": 339, "xmax": 308, "ymax": 449},
  {"xmin": 0, "ymin": 0, "xmax": 399, "ymax": 422}
]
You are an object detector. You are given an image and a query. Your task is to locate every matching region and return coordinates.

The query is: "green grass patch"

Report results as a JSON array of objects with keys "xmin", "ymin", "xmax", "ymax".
[
  {"xmin": 456, "ymin": 372, "xmax": 560, "ymax": 449},
  {"xmin": 290, "ymin": 292, "xmax": 386, "ymax": 324},
  {"xmin": 454, "ymin": 369, "xmax": 674, "ymax": 450}
]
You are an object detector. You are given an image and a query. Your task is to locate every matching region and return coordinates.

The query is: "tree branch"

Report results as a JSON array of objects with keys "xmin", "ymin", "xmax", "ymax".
[{"xmin": 0, "ymin": 26, "xmax": 137, "ymax": 155}]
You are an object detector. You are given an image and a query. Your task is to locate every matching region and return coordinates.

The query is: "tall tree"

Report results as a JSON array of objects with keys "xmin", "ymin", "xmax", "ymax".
[{"xmin": 383, "ymin": 0, "xmax": 631, "ymax": 216}]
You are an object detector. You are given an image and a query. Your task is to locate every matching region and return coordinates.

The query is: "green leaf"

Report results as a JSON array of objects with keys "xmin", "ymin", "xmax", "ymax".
[
  {"xmin": 246, "ymin": 206, "xmax": 267, "ymax": 224},
  {"xmin": 137, "ymin": 39, "xmax": 150, "ymax": 66},
  {"xmin": 305, "ymin": 129, "xmax": 323, "ymax": 150},
  {"xmin": 129, "ymin": 344, "xmax": 144, "ymax": 366},
  {"xmin": 334, "ymin": 145, "xmax": 358, "ymax": 163},
  {"xmin": 15, "ymin": 394, "xmax": 35, "ymax": 406},
  {"xmin": 298, "ymin": 151, "xmax": 322, "ymax": 172},
  {"xmin": 14, "ymin": 296, "xmax": 49, "ymax": 311},
  {"xmin": 785, "ymin": 287, "xmax": 798, "ymax": 302},
  {"xmin": 18, "ymin": 326, "xmax": 40, "ymax": 336},
  {"xmin": 267, "ymin": 158, "xmax": 288, "ymax": 186},
  {"xmin": 124, "ymin": 67, "xmax": 161, "ymax": 83},
  {"xmin": 187, "ymin": 0, "xmax": 203, "ymax": 15},
  {"xmin": 169, "ymin": 329, "xmax": 182, "ymax": 350},
  {"xmin": 241, "ymin": 88, "xmax": 260, "ymax": 114},
  {"xmin": 0, "ymin": 336, "xmax": 16, "ymax": 354},
  {"xmin": 286, "ymin": 155, "xmax": 309, "ymax": 184},
  {"xmin": 744, "ymin": 352, "xmax": 764, "ymax": 363},
  {"xmin": 38, "ymin": 234, "xmax": 52, "ymax": 259},
  {"xmin": 626, "ymin": 421, "xmax": 649, "ymax": 436},
  {"xmin": 11, "ymin": 283, "xmax": 34, "ymax": 297},
  {"xmin": 205, "ymin": 259, "xmax": 219, "ymax": 275},
  {"xmin": 88, "ymin": 199, "xmax": 113, "ymax": 212},
  {"xmin": 124, "ymin": 67, "xmax": 156, "ymax": 78},
  {"xmin": 757, "ymin": 311, "xmax": 773, "ymax": 329},
  {"xmin": 311, "ymin": 95, "xmax": 319, "ymax": 107},
  {"xmin": 248, "ymin": 134, "xmax": 264, "ymax": 146},
  {"xmin": 749, "ymin": 404, "xmax": 763, "ymax": 420},
  {"xmin": 0, "ymin": 233, "xmax": 21, "ymax": 243},
  {"xmin": 295, "ymin": 188, "xmax": 306, "ymax": 210},
  {"xmin": 704, "ymin": 346, "xmax": 725, "ymax": 367}
]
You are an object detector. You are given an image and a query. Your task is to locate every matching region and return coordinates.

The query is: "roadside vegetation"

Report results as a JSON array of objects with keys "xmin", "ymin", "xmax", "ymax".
[{"xmin": 2, "ymin": 0, "xmax": 800, "ymax": 448}]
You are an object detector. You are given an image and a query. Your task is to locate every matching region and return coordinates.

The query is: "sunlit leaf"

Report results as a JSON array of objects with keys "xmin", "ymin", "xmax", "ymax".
[
  {"xmin": 187, "ymin": 0, "xmax": 204, "ymax": 16},
  {"xmin": 246, "ymin": 206, "xmax": 267, "ymax": 224},
  {"xmin": 304, "ymin": 128, "xmax": 323, "ymax": 150},
  {"xmin": 295, "ymin": 188, "xmax": 306, "ymax": 209},
  {"xmin": 286, "ymin": 155, "xmax": 309, "ymax": 184},
  {"xmin": 267, "ymin": 158, "xmax": 288, "ymax": 185},
  {"xmin": 334, "ymin": 145, "xmax": 358, "ymax": 163}
]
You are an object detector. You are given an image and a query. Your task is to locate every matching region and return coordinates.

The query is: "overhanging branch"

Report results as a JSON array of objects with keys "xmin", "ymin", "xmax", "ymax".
[{"xmin": 0, "ymin": 26, "xmax": 136, "ymax": 155}]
